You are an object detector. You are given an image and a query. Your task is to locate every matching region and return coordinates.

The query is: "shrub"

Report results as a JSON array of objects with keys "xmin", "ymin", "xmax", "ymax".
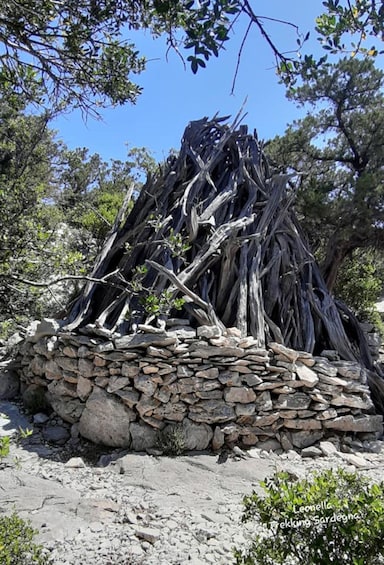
[
  {"xmin": 156, "ymin": 425, "xmax": 186, "ymax": 456},
  {"xmin": 0, "ymin": 512, "xmax": 51, "ymax": 564},
  {"xmin": 234, "ymin": 468, "xmax": 384, "ymax": 565}
]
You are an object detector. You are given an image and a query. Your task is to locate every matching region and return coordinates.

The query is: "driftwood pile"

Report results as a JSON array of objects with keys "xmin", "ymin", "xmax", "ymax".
[{"xmin": 63, "ymin": 116, "xmax": 383, "ymax": 409}]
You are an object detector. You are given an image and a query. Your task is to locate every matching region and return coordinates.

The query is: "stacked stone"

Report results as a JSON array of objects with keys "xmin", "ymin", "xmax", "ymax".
[{"xmin": 15, "ymin": 319, "xmax": 383, "ymax": 452}]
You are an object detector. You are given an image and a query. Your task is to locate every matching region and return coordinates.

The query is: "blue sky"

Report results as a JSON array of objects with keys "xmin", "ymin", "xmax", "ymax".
[{"xmin": 52, "ymin": 1, "xmax": 329, "ymax": 163}]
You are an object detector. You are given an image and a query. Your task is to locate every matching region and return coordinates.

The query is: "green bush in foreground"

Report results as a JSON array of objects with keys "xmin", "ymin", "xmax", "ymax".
[
  {"xmin": 0, "ymin": 513, "xmax": 50, "ymax": 564},
  {"xmin": 234, "ymin": 468, "xmax": 384, "ymax": 565}
]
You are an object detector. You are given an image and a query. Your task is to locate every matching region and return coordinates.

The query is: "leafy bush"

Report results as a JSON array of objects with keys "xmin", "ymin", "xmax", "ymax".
[
  {"xmin": 335, "ymin": 251, "xmax": 384, "ymax": 333},
  {"xmin": 0, "ymin": 512, "xmax": 51, "ymax": 564},
  {"xmin": 0, "ymin": 436, "xmax": 10, "ymax": 461},
  {"xmin": 234, "ymin": 468, "xmax": 384, "ymax": 565},
  {"xmin": 156, "ymin": 425, "xmax": 186, "ymax": 456}
]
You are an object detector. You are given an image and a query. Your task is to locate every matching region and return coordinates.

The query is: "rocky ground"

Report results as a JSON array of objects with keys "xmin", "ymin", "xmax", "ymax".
[{"xmin": 1, "ymin": 400, "xmax": 384, "ymax": 565}]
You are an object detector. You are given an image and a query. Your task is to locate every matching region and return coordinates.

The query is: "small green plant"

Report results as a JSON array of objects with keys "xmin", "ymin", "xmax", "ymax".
[
  {"xmin": 0, "ymin": 436, "xmax": 10, "ymax": 460},
  {"xmin": 156, "ymin": 425, "xmax": 186, "ymax": 456},
  {"xmin": 234, "ymin": 468, "xmax": 384, "ymax": 565},
  {"xmin": 0, "ymin": 512, "xmax": 51, "ymax": 564}
]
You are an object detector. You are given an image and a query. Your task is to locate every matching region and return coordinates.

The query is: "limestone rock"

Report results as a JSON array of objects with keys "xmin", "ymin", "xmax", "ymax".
[
  {"xmin": 224, "ymin": 387, "xmax": 256, "ymax": 404},
  {"xmin": 275, "ymin": 393, "xmax": 311, "ymax": 410},
  {"xmin": 295, "ymin": 363, "xmax": 318, "ymax": 387},
  {"xmin": 0, "ymin": 365, "xmax": 19, "ymax": 399},
  {"xmin": 212, "ymin": 426, "xmax": 225, "ymax": 450},
  {"xmin": 77, "ymin": 375, "xmax": 92, "ymax": 401},
  {"xmin": 182, "ymin": 419, "xmax": 213, "ymax": 450},
  {"xmin": 79, "ymin": 387, "xmax": 134, "ymax": 447},
  {"xmin": 197, "ymin": 325, "xmax": 222, "ymax": 339},
  {"xmin": 324, "ymin": 414, "xmax": 383, "ymax": 433},
  {"xmin": 130, "ymin": 422, "xmax": 157, "ymax": 451},
  {"xmin": 290, "ymin": 430, "xmax": 323, "ymax": 449},
  {"xmin": 319, "ymin": 441, "xmax": 338, "ymax": 457},
  {"xmin": 189, "ymin": 400, "xmax": 236, "ymax": 424}
]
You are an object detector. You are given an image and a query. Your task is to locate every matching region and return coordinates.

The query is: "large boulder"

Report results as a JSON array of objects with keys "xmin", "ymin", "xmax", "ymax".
[{"xmin": 79, "ymin": 387, "xmax": 135, "ymax": 447}]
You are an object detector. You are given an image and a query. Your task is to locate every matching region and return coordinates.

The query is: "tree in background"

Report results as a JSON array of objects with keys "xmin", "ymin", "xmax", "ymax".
[
  {"xmin": 266, "ymin": 58, "xmax": 384, "ymax": 299},
  {"xmin": 1, "ymin": 1, "xmax": 384, "ymax": 113},
  {"xmin": 0, "ymin": 100, "xmax": 155, "ymax": 337}
]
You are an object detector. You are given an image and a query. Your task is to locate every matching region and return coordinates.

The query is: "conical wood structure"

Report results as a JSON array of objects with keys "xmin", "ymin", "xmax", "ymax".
[{"xmin": 64, "ymin": 116, "xmax": 378, "ymax": 377}]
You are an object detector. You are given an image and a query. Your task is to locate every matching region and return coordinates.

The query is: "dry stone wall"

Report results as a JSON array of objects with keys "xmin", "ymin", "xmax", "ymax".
[{"xmin": 15, "ymin": 320, "xmax": 383, "ymax": 452}]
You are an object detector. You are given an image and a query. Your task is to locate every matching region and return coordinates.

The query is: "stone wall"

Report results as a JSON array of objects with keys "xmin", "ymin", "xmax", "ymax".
[{"xmin": 15, "ymin": 320, "xmax": 383, "ymax": 452}]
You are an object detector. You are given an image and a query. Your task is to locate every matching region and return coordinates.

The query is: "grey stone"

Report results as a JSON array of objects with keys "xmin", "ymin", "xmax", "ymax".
[
  {"xmin": 76, "ymin": 375, "xmax": 93, "ymax": 401},
  {"xmin": 330, "ymin": 393, "xmax": 373, "ymax": 410},
  {"xmin": 189, "ymin": 400, "xmax": 236, "ymax": 424},
  {"xmin": 114, "ymin": 388, "xmax": 140, "ymax": 408},
  {"xmin": 33, "ymin": 412, "xmax": 49, "ymax": 424},
  {"xmin": 130, "ymin": 422, "xmax": 157, "ymax": 451},
  {"xmin": 182, "ymin": 418, "xmax": 213, "ymax": 450},
  {"xmin": 45, "ymin": 359, "xmax": 62, "ymax": 380},
  {"xmin": 301, "ymin": 446, "xmax": 322, "ymax": 457},
  {"xmin": 319, "ymin": 441, "xmax": 338, "ymax": 457},
  {"xmin": 0, "ymin": 365, "xmax": 19, "ymax": 399},
  {"xmin": 79, "ymin": 387, "xmax": 134, "ymax": 447},
  {"xmin": 56, "ymin": 356, "xmax": 78, "ymax": 373},
  {"xmin": 195, "ymin": 368, "xmax": 219, "ymax": 379},
  {"xmin": 43, "ymin": 425, "xmax": 70, "ymax": 444},
  {"xmin": 22, "ymin": 384, "xmax": 50, "ymax": 413},
  {"xmin": 47, "ymin": 379, "xmax": 77, "ymax": 398},
  {"xmin": 256, "ymin": 438, "xmax": 281, "ymax": 452},
  {"xmin": 64, "ymin": 457, "xmax": 86, "ymax": 468},
  {"xmin": 78, "ymin": 358, "xmax": 94, "ymax": 378},
  {"xmin": 268, "ymin": 342, "xmax": 300, "ymax": 362},
  {"xmin": 114, "ymin": 334, "xmax": 177, "ymax": 349},
  {"xmin": 135, "ymin": 527, "xmax": 161, "ymax": 544},
  {"xmin": 196, "ymin": 325, "xmax": 222, "ymax": 339},
  {"xmin": 254, "ymin": 391, "xmax": 273, "ymax": 411},
  {"xmin": 224, "ymin": 387, "xmax": 256, "ymax": 404},
  {"xmin": 290, "ymin": 430, "xmax": 323, "ymax": 449},
  {"xmin": 48, "ymin": 396, "xmax": 85, "ymax": 424},
  {"xmin": 338, "ymin": 452, "xmax": 371, "ymax": 468},
  {"xmin": 276, "ymin": 392, "xmax": 311, "ymax": 410},
  {"xmin": 295, "ymin": 363, "xmax": 318, "ymax": 387},
  {"xmin": 107, "ymin": 376, "xmax": 130, "ymax": 393},
  {"xmin": 153, "ymin": 402, "xmax": 187, "ymax": 422},
  {"xmin": 283, "ymin": 419, "xmax": 322, "ymax": 430},
  {"xmin": 324, "ymin": 414, "xmax": 383, "ymax": 433},
  {"xmin": 134, "ymin": 375, "xmax": 158, "ymax": 396},
  {"xmin": 212, "ymin": 426, "xmax": 225, "ymax": 450}
]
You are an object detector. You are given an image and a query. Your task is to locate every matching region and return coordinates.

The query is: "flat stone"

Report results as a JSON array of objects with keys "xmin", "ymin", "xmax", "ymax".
[
  {"xmin": 190, "ymin": 346, "xmax": 245, "ymax": 359},
  {"xmin": 275, "ymin": 392, "xmax": 311, "ymax": 410},
  {"xmin": 224, "ymin": 387, "xmax": 256, "ymax": 404},
  {"xmin": 197, "ymin": 325, "xmax": 222, "ymax": 339},
  {"xmin": 195, "ymin": 368, "xmax": 219, "ymax": 379},
  {"xmin": 153, "ymin": 402, "xmax": 187, "ymax": 422},
  {"xmin": 252, "ymin": 413, "xmax": 280, "ymax": 426},
  {"xmin": 79, "ymin": 387, "xmax": 134, "ymax": 447},
  {"xmin": 235, "ymin": 403, "xmax": 256, "ymax": 417},
  {"xmin": 135, "ymin": 527, "xmax": 161, "ymax": 544},
  {"xmin": 301, "ymin": 446, "xmax": 322, "ymax": 457},
  {"xmin": 283, "ymin": 419, "xmax": 322, "ymax": 430},
  {"xmin": 330, "ymin": 394, "xmax": 373, "ymax": 410},
  {"xmin": 313, "ymin": 358, "xmax": 338, "ymax": 377},
  {"xmin": 43, "ymin": 425, "xmax": 70, "ymax": 444},
  {"xmin": 268, "ymin": 343, "xmax": 300, "ymax": 362},
  {"xmin": 295, "ymin": 363, "xmax": 318, "ymax": 387},
  {"xmin": 114, "ymin": 334, "xmax": 177, "ymax": 349},
  {"xmin": 47, "ymin": 396, "xmax": 85, "ymax": 424},
  {"xmin": 107, "ymin": 376, "xmax": 130, "ymax": 393},
  {"xmin": 319, "ymin": 441, "xmax": 338, "ymax": 457},
  {"xmin": 324, "ymin": 414, "xmax": 383, "ymax": 433},
  {"xmin": 189, "ymin": 400, "xmax": 236, "ymax": 424},
  {"xmin": 338, "ymin": 452, "xmax": 371, "ymax": 468},
  {"xmin": 334, "ymin": 362, "xmax": 363, "ymax": 380}
]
